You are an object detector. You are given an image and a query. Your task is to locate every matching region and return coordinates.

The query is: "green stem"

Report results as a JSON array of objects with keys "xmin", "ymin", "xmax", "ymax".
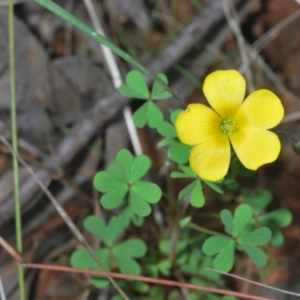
[
  {"xmin": 9, "ymin": 2, "xmax": 26, "ymax": 299},
  {"xmin": 188, "ymin": 223, "xmax": 227, "ymax": 237}
]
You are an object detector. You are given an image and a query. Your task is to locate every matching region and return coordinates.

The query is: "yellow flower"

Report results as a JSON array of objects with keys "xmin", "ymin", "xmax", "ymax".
[{"xmin": 175, "ymin": 70, "xmax": 284, "ymax": 182}]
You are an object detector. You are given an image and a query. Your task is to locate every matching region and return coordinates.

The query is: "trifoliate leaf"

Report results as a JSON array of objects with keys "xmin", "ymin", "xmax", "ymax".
[
  {"xmin": 133, "ymin": 103, "xmax": 149, "ymax": 128},
  {"xmin": 100, "ymin": 187, "xmax": 128, "ymax": 209},
  {"xmin": 170, "ymin": 140, "xmax": 192, "ymax": 164},
  {"xmin": 203, "ymin": 180, "xmax": 224, "ymax": 194},
  {"xmin": 220, "ymin": 210, "xmax": 234, "ymax": 236},
  {"xmin": 241, "ymin": 189, "xmax": 272, "ymax": 214},
  {"xmin": 233, "ymin": 204, "xmax": 253, "ymax": 236},
  {"xmin": 129, "ymin": 188, "xmax": 151, "ymax": 217},
  {"xmin": 133, "ymin": 102, "xmax": 164, "ymax": 128},
  {"xmin": 116, "ymin": 149, "xmax": 134, "ymax": 182},
  {"xmin": 113, "ymin": 238, "xmax": 147, "ymax": 275},
  {"xmin": 157, "ymin": 121, "xmax": 177, "ymax": 138},
  {"xmin": 239, "ymin": 243, "xmax": 268, "ymax": 267},
  {"xmin": 83, "ymin": 216, "xmax": 126, "ymax": 246},
  {"xmin": 190, "ymin": 180, "xmax": 205, "ymax": 208},
  {"xmin": 151, "ymin": 73, "xmax": 172, "ymax": 100},
  {"xmin": 158, "ymin": 259, "xmax": 171, "ymax": 276},
  {"xmin": 202, "ymin": 236, "xmax": 233, "ymax": 256},
  {"xmin": 212, "ymin": 241, "xmax": 235, "ymax": 272},
  {"xmin": 119, "ymin": 70, "xmax": 149, "ymax": 99},
  {"xmin": 70, "ymin": 248, "xmax": 110, "ymax": 288},
  {"xmin": 129, "ymin": 154, "xmax": 151, "ymax": 183},
  {"xmin": 178, "ymin": 181, "xmax": 196, "ymax": 200},
  {"xmin": 93, "ymin": 171, "xmax": 127, "ymax": 193},
  {"xmin": 132, "ymin": 181, "xmax": 162, "ymax": 204},
  {"xmin": 259, "ymin": 209, "xmax": 292, "ymax": 228},
  {"xmin": 269, "ymin": 228, "xmax": 284, "ymax": 247},
  {"xmin": 147, "ymin": 102, "xmax": 164, "ymax": 128},
  {"xmin": 238, "ymin": 227, "xmax": 271, "ymax": 245}
]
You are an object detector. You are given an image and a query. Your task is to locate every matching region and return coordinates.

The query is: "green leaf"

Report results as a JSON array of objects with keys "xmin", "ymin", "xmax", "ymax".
[
  {"xmin": 170, "ymin": 109, "xmax": 183, "ymax": 124},
  {"xmin": 171, "ymin": 171, "xmax": 195, "ymax": 179},
  {"xmin": 158, "ymin": 259, "xmax": 171, "ymax": 276},
  {"xmin": 114, "ymin": 238, "xmax": 147, "ymax": 257},
  {"xmin": 151, "ymin": 73, "xmax": 172, "ymax": 100},
  {"xmin": 157, "ymin": 121, "xmax": 177, "ymax": 138},
  {"xmin": 179, "ymin": 216, "xmax": 192, "ymax": 228},
  {"xmin": 157, "ymin": 137, "xmax": 173, "ymax": 148},
  {"xmin": 70, "ymin": 248, "xmax": 110, "ymax": 288},
  {"xmin": 180, "ymin": 164, "xmax": 197, "ymax": 177},
  {"xmin": 129, "ymin": 188, "xmax": 151, "ymax": 217},
  {"xmin": 170, "ymin": 140, "xmax": 192, "ymax": 164},
  {"xmin": 269, "ymin": 228, "xmax": 284, "ymax": 247},
  {"xmin": 233, "ymin": 204, "xmax": 253, "ymax": 236},
  {"xmin": 113, "ymin": 238, "xmax": 147, "ymax": 275},
  {"xmin": 241, "ymin": 188, "xmax": 272, "ymax": 214},
  {"xmin": 238, "ymin": 227, "xmax": 271, "ymax": 245},
  {"xmin": 202, "ymin": 236, "xmax": 233, "ymax": 256},
  {"xmin": 212, "ymin": 242, "xmax": 235, "ymax": 272},
  {"xmin": 178, "ymin": 181, "xmax": 196, "ymax": 200},
  {"xmin": 84, "ymin": 216, "xmax": 126, "ymax": 246},
  {"xmin": 133, "ymin": 103, "xmax": 149, "ymax": 128},
  {"xmin": 132, "ymin": 181, "xmax": 162, "ymax": 204},
  {"xmin": 116, "ymin": 149, "xmax": 134, "ymax": 182},
  {"xmin": 133, "ymin": 102, "xmax": 164, "ymax": 128},
  {"xmin": 190, "ymin": 180, "xmax": 205, "ymax": 208},
  {"xmin": 147, "ymin": 102, "xmax": 164, "ymax": 128},
  {"xmin": 107, "ymin": 164, "xmax": 126, "ymax": 181},
  {"xmin": 130, "ymin": 154, "xmax": 151, "ymax": 183},
  {"xmin": 119, "ymin": 70, "xmax": 149, "ymax": 99},
  {"xmin": 93, "ymin": 171, "xmax": 127, "ymax": 193},
  {"xmin": 259, "ymin": 209, "xmax": 292, "ymax": 228},
  {"xmin": 100, "ymin": 187, "xmax": 128, "ymax": 209},
  {"xmin": 239, "ymin": 243, "xmax": 268, "ymax": 267},
  {"xmin": 220, "ymin": 210, "xmax": 234, "ymax": 236},
  {"xmin": 203, "ymin": 180, "xmax": 224, "ymax": 194}
]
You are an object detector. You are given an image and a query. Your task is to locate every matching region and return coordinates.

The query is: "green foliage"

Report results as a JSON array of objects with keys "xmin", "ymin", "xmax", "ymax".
[
  {"xmin": 157, "ymin": 110, "xmax": 192, "ymax": 164},
  {"xmin": 203, "ymin": 204, "xmax": 272, "ymax": 272},
  {"xmin": 94, "ymin": 149, "xmax": 162, "ymax": 217},
  {"xmin": 119, "ymin": 70, "xmax": 172, "ymax": 128},
  {"xmin": 241, "ymin": 189, "xmax": 293, "ymax": 246},
  {"xmin": 70, "ymin": 215, "xmax": 147, "ymax": 288}
]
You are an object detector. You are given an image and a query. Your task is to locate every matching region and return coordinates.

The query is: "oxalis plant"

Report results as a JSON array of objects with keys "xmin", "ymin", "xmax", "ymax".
[{"xmin": 70, "ymin": 69, "xmax": 293, "ymax": 298}]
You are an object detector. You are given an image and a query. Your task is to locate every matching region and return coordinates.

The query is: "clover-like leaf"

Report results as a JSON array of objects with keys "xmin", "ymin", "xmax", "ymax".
[
  {"xmin": 93, "ymin": 171, "xmax": 127, "ymax": 193},
  {"xmin": 129, "ymin": 181, "xmax": 161, "ymax": 216},
  {"xmin": 203, "ymin": 180, "xmax": 224, "ymax": 194},
  {"xmin": 190, "ymin": 180, "xmax": 205, "ymax": 208},
  {"xmin": 84, "ymin": 216, "xmax": 126, "ymax": 247},
  {"xmin": 116, "ymin": 149, "xmax": 134, "ymax": 182},
  {"xmin": 170, "ymin": 140, "xmax": 192, "ymax": 164},
  {"xmin": 133, "ymin": 102, "xmax": 164, "ymax": 128},
  {"xmin": 239, "ymin": 243, "xmax": 268, "ymax": 267},
  {"xmin": 119, "ymin": 70, "xmax": 150, "ymax": 99},
  {"xmin": 157, "ymin": 121, "xmax": 177, "ymax": 138},
  {"xmin": 151, "ymin": 73, "xmax": 172, "ymax": 100},
  {"xmin": 100, "ymin": 187, "xmax": 128, "ymax": 209},
  {"xmin": 259, "ymin": 209, "xmax": 292, "ymax": 228},
  {"xmin": 238, "ymin": 227, "xmax": 271, "ymax": 246},
  {"xmin": 233, "ymin": 204, "xmax": 253, "ymax": 236},
  {"xmin": 241, "ymin": 188, "xmax": 272, "ymax": 214},
  {"xmin": 113, "ymin": 238, "xmax": 147, "ymax": 275},
  {"xmin": 202, "ymin": 236, "xmax": 235, "ymax": 272},
  {"xmin": 130, "ymin": 155, "xmax": 151, "ymax": 183},
  {"xmin": 70, "ymin": 248, "xmax": 110, "ymax": 288},
  {"xmin": 220, "ymin": 210, "xmax": 234, "ymax": 236}
]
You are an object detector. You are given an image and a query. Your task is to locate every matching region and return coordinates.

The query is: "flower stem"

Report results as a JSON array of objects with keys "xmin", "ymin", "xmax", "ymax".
[
  {"xmin": 188, "ymin": 223, "xmax": 227, "ymax": 237},
  {"xmin": 8, "ymin": 2, "xmax": 26, "ymax": 299}
]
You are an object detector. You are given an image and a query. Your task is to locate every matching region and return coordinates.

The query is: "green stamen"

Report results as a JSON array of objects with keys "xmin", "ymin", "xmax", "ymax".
[{"xmin": 220, "ymin": 119, "xmax": 237, "ymax": 134}]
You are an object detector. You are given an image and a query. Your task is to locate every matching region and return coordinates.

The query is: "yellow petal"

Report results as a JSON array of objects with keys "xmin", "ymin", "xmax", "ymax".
[
  {"xmin": 175, "ymin": 103, "xmax": 221, "ymax": 146},
  {"xmin": 189, "ymin": 135, "xmax": 230, "ymax": 181},
  {"xmin": 203, "ymin": 70, "xmax": 246, "ymax": 118},
  {"xmin": 229, "ymin": 129, "xmax": 281, "ymax": 170},
  {"xmin": 234, "ymin": 89, "xmax": 284, "ymax": 129}
]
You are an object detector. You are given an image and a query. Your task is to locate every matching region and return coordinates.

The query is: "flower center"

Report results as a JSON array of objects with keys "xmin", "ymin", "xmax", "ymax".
[{"xmin": 220, "ymin": 119, "xmax": 237, "ymax": 134}]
